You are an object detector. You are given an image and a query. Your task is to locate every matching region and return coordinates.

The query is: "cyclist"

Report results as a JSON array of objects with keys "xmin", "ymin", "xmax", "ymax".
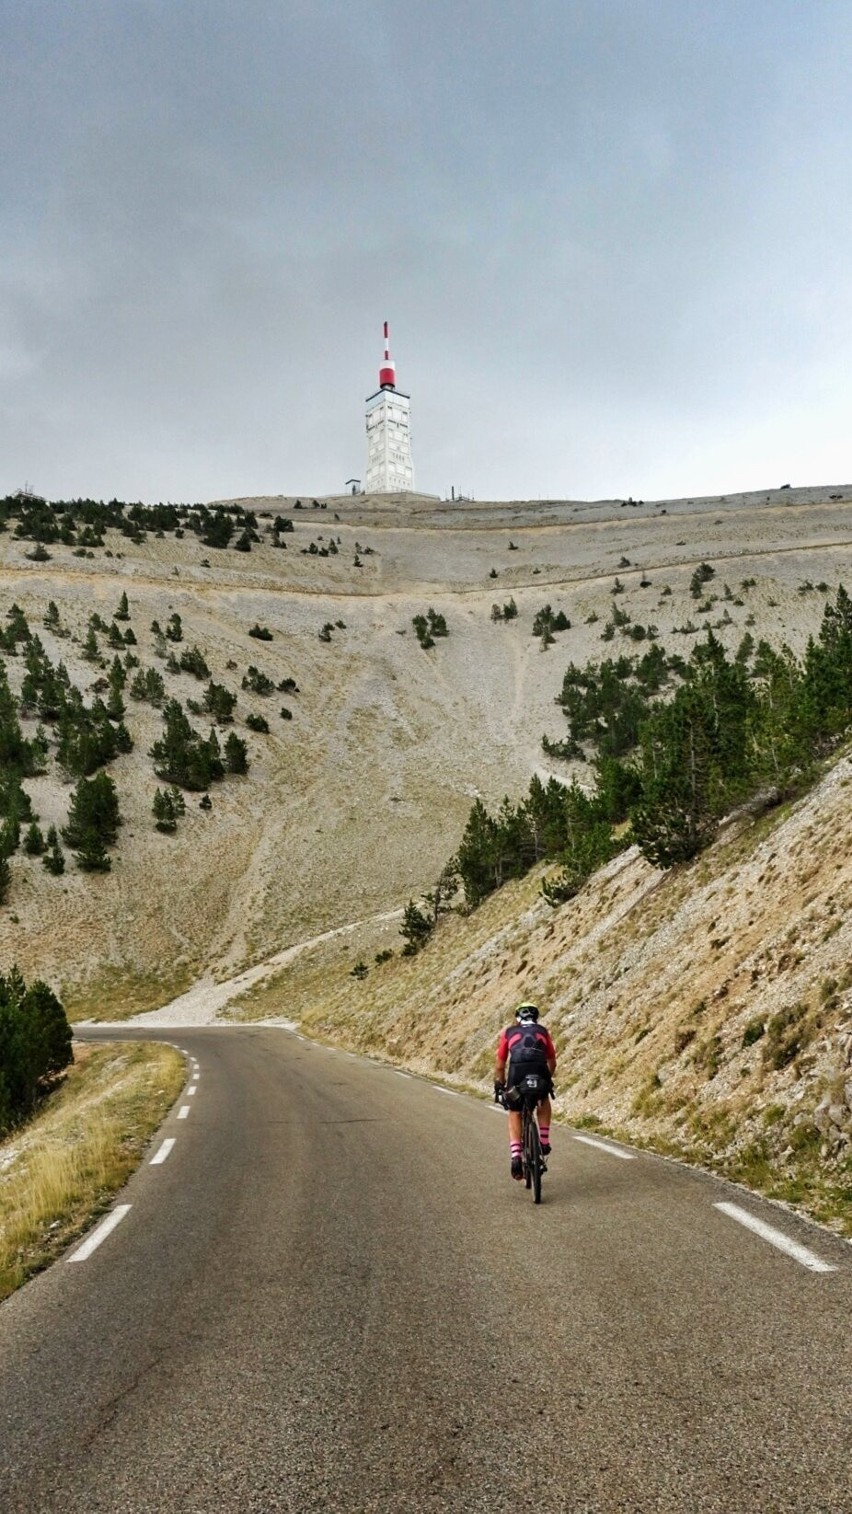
[{"xmin": 494, "ymin": 1003, "xmax": 556, "ymax": 1180}]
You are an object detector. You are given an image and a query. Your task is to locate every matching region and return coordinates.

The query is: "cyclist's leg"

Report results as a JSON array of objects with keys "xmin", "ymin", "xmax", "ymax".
[
  {"xmin": 507, "ymin": 1107, "xmax": 523, "ymax": 1178},
  {"xmin": 536, "ymin": 1095, "xmax": 552, "ymax": 1153}
]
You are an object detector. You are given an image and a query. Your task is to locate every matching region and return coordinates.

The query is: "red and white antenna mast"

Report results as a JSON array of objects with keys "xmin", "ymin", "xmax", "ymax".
[
  {"xmin": 365, "ymin": 317, "xmax": 414, "ymax": 493},
  {"xmin": 379, "ymin": 320, "xmax": 396, "ymax": 390}
]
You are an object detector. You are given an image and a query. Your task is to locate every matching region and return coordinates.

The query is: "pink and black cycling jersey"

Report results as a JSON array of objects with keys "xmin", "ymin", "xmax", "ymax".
[{"xmin": 498, "ymin": 1023, "xmax": 555, "ymax": 1082}]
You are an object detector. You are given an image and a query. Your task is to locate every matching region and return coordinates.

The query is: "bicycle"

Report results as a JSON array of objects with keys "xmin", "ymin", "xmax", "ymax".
[{"xmin": 497, "ymin": 1072, "xmax": 549, "ymax": 1204}]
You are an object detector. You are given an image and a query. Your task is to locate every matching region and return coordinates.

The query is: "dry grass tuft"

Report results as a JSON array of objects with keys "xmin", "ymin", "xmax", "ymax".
[{"xmin": 0, "ymin": 1041, "xmax": 184, "ymax": 1299}]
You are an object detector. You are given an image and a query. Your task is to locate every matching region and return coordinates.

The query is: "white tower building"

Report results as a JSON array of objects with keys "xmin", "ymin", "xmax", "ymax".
[{"xmin": 365, "ymin": 322, "xmax": 414, "ymax": 493}]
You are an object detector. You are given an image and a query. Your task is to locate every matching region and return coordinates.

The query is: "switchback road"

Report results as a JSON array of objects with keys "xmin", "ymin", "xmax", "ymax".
[{"xmin": 1, "ymin": 1026, "xmax": 850, "ymax": 1513}]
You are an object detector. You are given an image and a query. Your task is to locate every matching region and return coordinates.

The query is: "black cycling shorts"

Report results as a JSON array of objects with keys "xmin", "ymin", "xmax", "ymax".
[{"xmin": 507, "ymin": 1060, "xmax": 552, "ymax": 1093}]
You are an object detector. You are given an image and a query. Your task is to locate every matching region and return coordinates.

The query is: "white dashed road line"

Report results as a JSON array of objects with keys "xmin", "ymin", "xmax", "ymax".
[
  {"xmin": 572, "ymin": 1133, "xmax": 635, "ymax": 1161},
  {"xmin": 187, "ymin": 1085, "xmax": 197, "ymax": 1096},
  {"xmin": 150, "ymin": 1138, "xmax": 176, "ymax": 1166},
  {"xmin": 68, "ymin": 1205, "xmax": 132, "ymax": 1262},
  {"xmin": 435, "ymin": 1087, "xmax": 459, "ymax": 1098},
  {"xmin": 394, "ymin": 1071, "xmax": 412, "ymax": 1079},
  {"xmin": 713, "ymin": 1201, "xmax": 837, "ymax": 1273},
  {"xmin": 177, "ymin": 1106, "xmax": 190, "ymax": 1119}
]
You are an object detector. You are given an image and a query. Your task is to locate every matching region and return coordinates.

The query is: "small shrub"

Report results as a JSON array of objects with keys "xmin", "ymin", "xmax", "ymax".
[
  {"xmin": 763, "ymin": 1003, "xmax": 812, "ymax": 1070},
  {"xmin": 179, "ymin": 645, "xmax": 210, "ymax": 679},
  {"xmin": 741, "ymin": 1017, "xmax": 765, "ymax": 1048},
  {"xmin": 23, "ymin": 822, "xmax": 46, "ymax": 857},
  {"xmin": 690, "ymin": 562, "xmax": 715, "ymax": 597},
  {"xmin": 242, "ymin": 666, "xmax": 275, "ymax": 695}
]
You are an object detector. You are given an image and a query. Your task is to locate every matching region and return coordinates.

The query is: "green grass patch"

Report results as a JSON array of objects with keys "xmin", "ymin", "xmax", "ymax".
[{"xmin": 63, "ymin": 962, "xmax": 196, "ymax": 1022}]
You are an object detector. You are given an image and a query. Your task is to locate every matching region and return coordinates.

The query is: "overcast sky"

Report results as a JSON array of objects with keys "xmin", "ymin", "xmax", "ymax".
[{"xmin": 2, "ymin": 1, "xmax": 851, "ymax": 504}]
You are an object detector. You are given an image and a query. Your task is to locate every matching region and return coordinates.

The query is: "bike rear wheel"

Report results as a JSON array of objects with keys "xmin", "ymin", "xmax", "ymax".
[
  {"xmin": 527, "ymin": 1117, "xmax": 543, "ymax": 1204},
  {"xmin": 523, "ymin": 1109, "xmax": 533, "ymax": 1189}
]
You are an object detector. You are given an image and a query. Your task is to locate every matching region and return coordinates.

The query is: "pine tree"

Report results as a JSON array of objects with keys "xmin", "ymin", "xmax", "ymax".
[
  {"xmin": 455, "ymin": 799, "xmax": 503, "ymax": 905},
  {"xmin": 42, "ymin": 828, "xmax": 65, "ymax": 874},
  {"xmin": 23, "ymin": 822, "xmax": 45, "ymax": 856},
  {"xmin": 400, "ymin": 900, "xmax": 433, "ymax": 954},
  {"xmin": 114, "ymin": 591, "xmax": 130, "ymax": 621},
  {"xmin": 108, "ymin": 654, "xmax": 127, "ymax": 690},
  {"xmin": 82, "ymin": 625, "xmax": 100, "ymax": 662},
  {"xmin": 63, "ymin": 772, "xmax": 121, "ymax": 870},
  {"xmin": 106, "ymin": 683, "xmax": 125, "ymax": 720},
  {"xmin": 224, "ymin": 732, "xmax": 248, "ymax": 773},
  {"xmin": 152, "ymin": 786, "xmax": 186, "ymax": 833}
]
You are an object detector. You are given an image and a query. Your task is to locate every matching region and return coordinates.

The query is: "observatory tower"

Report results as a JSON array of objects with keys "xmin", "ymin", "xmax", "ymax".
[{"xmin": 365, "ymin": 322, "xmax": 414, "ymax": 493}]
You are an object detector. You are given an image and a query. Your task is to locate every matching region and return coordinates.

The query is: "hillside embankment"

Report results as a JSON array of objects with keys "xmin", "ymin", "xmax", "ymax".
[{"xmin": 227, "ymin": 746, "xmax": 852, "ymax": 1235}]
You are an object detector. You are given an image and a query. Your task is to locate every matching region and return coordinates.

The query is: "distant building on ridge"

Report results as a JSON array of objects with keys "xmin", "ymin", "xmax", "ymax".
[{"xmin": 365, "ymin": 322, "xmax": 414, "ymax": 493}]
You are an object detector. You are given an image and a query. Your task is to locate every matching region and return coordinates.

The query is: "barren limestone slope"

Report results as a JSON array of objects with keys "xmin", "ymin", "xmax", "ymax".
[{"xmin": 1, "ymin": 484, "xmax": 850, "ymax": 1018}]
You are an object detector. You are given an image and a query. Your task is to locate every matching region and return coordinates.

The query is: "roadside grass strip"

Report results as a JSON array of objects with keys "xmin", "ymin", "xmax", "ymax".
[
  {"xmin": 713, "ymin": 1201, "xmax": 837, "ymax": 1273},
  {"xmin": 68, "ymin": 1205, "xmax": 132, "ymax": 1262},
  {"xmin": 0, "ymin": 1042, "xmax": 184, "ymax": 1301},
  {"xmin": 572, "ymin": 1133, "xmax": 635, "ymax": 1160},
  {"xmin": 150, "ymin": 1138, "xmax": 176, "ymax": 1166}
]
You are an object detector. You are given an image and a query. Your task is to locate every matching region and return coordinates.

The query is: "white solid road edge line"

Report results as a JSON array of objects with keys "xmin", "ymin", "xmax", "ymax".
[
  {"xmin": 68, "ymin": 1205, "xmax": 132, "ymax": 1262},
  {"xmin": 572, "ymin": 1133, "xmax": 635, "ymax": 1161},
  {"xmin": 714, "ymin": 1201, "xmax": 837, "ymax": 1273},
  {"xmin": 150, "ymin": 1138, "xmax": 176, "ymax": 1165}
]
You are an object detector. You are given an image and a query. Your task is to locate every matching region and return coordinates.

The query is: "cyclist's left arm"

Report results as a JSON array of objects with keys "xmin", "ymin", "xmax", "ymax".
[{"xmin": 494, "ymin": 1029, "xmax": 509, "ymax": 1087}]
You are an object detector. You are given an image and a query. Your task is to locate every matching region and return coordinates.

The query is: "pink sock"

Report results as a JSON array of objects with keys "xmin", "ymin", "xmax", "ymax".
[
  {"xmin": 539, "ymin": 1125, "xmax": 550, "ymax": 1142},
  {"xmin": 510, "ymin": 1141, "xmax": 522, "ymax": 1157}
]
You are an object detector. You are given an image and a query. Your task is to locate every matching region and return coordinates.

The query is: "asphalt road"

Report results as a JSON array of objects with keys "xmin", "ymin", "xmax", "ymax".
[{"xmin": 1, "ymin": 1026, "xmax": 850, "ymax": 1514}]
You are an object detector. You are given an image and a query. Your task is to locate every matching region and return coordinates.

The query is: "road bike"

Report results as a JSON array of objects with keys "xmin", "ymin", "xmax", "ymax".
[{"xmin": 498, "ymin": 1073, "xmax": 549, "ymax": 1204}]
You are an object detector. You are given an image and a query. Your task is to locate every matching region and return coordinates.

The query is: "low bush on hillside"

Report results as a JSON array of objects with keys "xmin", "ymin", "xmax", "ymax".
[{"xmin": 412, "ymin": 608, "xmax": 448, "ymax": 649}]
